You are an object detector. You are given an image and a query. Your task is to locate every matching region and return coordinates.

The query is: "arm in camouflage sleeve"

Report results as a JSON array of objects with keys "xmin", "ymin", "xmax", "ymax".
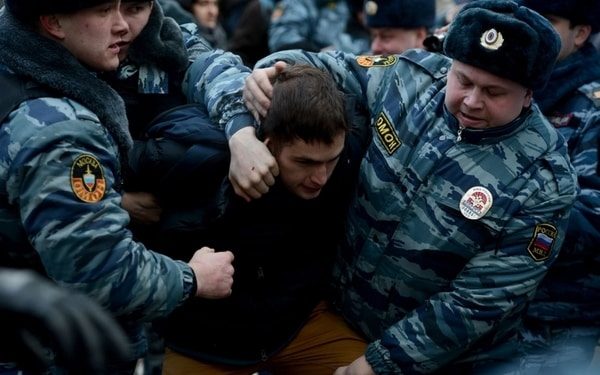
[
  {"xmin": 6, "ymin": 103, "xmax": 189, "ymax": 320},
  {"xmin": 563, "ymin": 111, "xmax": 600, "ymax": 253},
  {"xmin": 268, "ymin": 0, "xmax": 320, "ymax": 53},
  {"xmin": 366, "ymin": 166, "xmax": 577, "ymax": 374},
  {"xmin": 181, "ymin": 47, "xmax": 256, "ymax": 140}
]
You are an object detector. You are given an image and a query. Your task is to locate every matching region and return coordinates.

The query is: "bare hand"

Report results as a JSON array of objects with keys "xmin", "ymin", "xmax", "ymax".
[
  {"xmin": 121, "ymin": 192, "xmax": 162, "ymax": 225},
  {"xmin": 334, "ymin": 356, "xmax": 375, "ymax": 375},
  {"xmin": 188, "ymin": 247, "xmax": 234, "ymax": 299},
  {"xmin": 243, "ymin": 61, "xmax": 287, "ymax": 121},
  {"xmin": 228, "ymin": 127, "xmax": 279, "ymax": 202}
]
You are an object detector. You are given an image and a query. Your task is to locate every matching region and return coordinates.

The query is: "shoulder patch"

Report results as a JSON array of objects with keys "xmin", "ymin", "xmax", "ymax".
[
  {"xmin": 356, "ymin": 55, "xmax": 397, "ymax": 68},
  {"xmin": 374, "ymin": 112, "xmax": 401, "ymax": 154},
  {"xmin": 71, "ymin": 154, "xmax": 106, "ymax": 203},
  {"xmin": 527, "ymin": 223, "xmax": 557, "ymax": 262}
]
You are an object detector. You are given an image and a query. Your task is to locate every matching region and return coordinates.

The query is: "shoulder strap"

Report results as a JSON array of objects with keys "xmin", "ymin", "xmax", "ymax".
[{"xmin": 0, "ymin": 72, "xmax": 57, "ymax": 124}]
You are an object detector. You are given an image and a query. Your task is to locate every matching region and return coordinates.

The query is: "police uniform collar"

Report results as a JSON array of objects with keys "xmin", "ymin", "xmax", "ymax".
[{"xmin": 443, "ymin": 105, "xmax": 531, "ymax": 144}]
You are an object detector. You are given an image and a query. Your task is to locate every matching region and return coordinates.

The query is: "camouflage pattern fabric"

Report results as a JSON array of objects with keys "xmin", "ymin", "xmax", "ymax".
[
  {"xmin": 489, "ymin": 41, "xmax": 600, "ymax": 375},
  {"xmin": 268, "ymin": 0, "xmax": 370, "ymax": 54},
  {"xmin": 473, "ymin": 325, "xmax": 600, "ymax": 375},
  {"xmin": 526, "ymin": 43, "xmax": 600, "ymax": 326},
  {"xmin": 0, "ymin": 10, "xmax": 251, "ymax": 364},
  {"xmin": 254, "ymin": 48, "xmax": 578, "ymax": 373}
]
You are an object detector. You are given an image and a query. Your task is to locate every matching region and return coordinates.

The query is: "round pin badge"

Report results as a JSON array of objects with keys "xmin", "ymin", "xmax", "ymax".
[{"xmin": 459, "ymin": 186, "xmax": 493, "ymax": 220}]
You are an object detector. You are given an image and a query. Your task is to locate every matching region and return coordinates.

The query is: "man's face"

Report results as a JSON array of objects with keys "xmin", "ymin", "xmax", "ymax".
[
  {"xmin": 370, "ymin": 27, "xmax": 426, "ymax": 55},
  {"xmin": 545, "ymin": 14, "xmax": 590, "ymax": 61},
  {"xmin": 54, "ymin": 2, "xmax": 131, "ymax": 71},
  {"xmin": 271, "ymin": 132, "xmax": 345, "ymax": 200},
  {"xmin": 192, "ymin": 0, "xmax": 220, "ymax": 29},
  {"xmin": 117, "ymin": 1, "xmax": 153, "ymax": 61},
  {"xmin": 445, "ymin": 61, "xmax": 532, "ymax": 129}
]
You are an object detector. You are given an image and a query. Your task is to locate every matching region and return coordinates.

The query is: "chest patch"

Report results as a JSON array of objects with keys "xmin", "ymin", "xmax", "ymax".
[
  {"xmin": 71, "ymin": 154, "xmax": 106, "ymax": 203},
  {"xmin": 527, "ymin": 223, "xmax": 557, "ymax": 262},
  {"xmin": 459, "ymin": 186, "xmax": 493, "ymax": 220},
  {"xmin": 374, "ymin": 112, "xmax": 401, "ymax": 154}
]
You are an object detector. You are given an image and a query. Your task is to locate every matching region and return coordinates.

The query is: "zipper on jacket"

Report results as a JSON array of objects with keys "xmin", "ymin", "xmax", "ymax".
[{"xmin": 456, "ymin": 125, "xmax": 465, "ymax": 142}]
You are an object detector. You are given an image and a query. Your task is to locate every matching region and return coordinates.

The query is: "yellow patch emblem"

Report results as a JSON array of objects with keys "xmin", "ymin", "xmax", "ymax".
[
  {"xmin": 71, "ymin": 154, "xmax": 106, "ymax": 203},
  {"xmin": 374, "ymin": 112, "xmax": 401, "ymax": 155},
  {"xmin": 356, "ymin": 55, "xmax": 397, "ymax": 68}
]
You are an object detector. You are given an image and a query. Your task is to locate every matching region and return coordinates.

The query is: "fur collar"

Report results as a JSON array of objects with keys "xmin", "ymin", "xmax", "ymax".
[{"xmin": 127, "ymin": 2, "xmax": 188, "ymax": 73}]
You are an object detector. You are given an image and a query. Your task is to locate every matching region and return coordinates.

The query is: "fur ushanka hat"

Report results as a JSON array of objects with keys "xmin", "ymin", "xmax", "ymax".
[
  {"xmin": 364, "ymin": 0, "xmax": 436, "ymax": 29},
  {"xmin": 443, "ymin": 0, "xmax": 560, "ymax": 89},
  {"xmin": 518, "ymin": 0, "xmax": 600, "ymax": 33}
]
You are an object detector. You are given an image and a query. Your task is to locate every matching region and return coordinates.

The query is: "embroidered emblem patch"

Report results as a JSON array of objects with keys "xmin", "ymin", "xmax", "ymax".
[
  {"xmin": 71, "ymin": 154, "xmax": 106, "ymax": 203},
  {"xmin": 374, "ymin": 112, "xmax": 401, "ymax": 154},
  {"xmin": 459, "ymin": 186, "xmax": 493, "ymax": 220},
  {"xmin": 480, "ymin": 28, "xmax": 504, "ymax": 50},
  {"xmin": 527, "ymin": 223, "xmax": 557, "ymax": 261},
  {"xmin": 356, "ymin": 55, "xmax": 397, "ymax": 68}
]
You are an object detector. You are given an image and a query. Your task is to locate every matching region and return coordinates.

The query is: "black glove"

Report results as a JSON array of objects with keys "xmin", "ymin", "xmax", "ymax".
[{"xmin": 0, "ymin": 269, "xmax": 132, "ymax": 374}]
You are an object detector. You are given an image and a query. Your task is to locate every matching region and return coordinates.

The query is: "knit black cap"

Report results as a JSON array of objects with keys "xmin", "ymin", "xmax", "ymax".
[
  {"xmin": 364, "ymin": 0, "xmax": 436, "ymax": 29},
  {"xmin": 443, "ymin": 0, "xmax": 560, "ymax": 89},
  {"xmin": 518, "ymin": 0, "xmax": 600, "ymax": 33},
  {"xmin": 5, "ymin": 0, "xmax": 147, "ymax": 23}
]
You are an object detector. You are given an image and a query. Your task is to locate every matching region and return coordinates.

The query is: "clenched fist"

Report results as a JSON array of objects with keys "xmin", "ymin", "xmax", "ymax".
[{"xmin": 187, "ymin": 247, "xmax": 235, "ymax": 299}]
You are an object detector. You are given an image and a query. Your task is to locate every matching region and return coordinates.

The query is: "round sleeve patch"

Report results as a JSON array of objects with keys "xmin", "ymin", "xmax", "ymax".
[{"xmin": 70, "ymin": 154, "xmax": 106, "ymax": 203}]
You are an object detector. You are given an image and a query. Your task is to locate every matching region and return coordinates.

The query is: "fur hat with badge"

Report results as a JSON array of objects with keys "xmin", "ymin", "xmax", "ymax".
[
  {"xmin": 518, "ymin": 0, "xmax": 600, "ymax": 33},
  {"xmin": 5, "ymin": 0, "xmax": 153, "ymax": 23},
  {"xmin": 363, "ymin": 0, "xmax": 436, "ymax": 29},
  {"xmin": 443, "ymin": 0, "xmax": 561, "ymax": 89}
]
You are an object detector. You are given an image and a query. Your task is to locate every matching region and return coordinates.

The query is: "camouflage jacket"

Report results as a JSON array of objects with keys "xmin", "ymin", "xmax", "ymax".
[
  {"xmin": 268, "ymin": 0, "xmax": 370, "ymax": 54},
  {"xmin": 254, "ymin": 49, "xmax": 578, "ymax": 374},
  {"xmin": 526, "ymin": 42, "xmax": 600, "ymax": 325},
  {"xmin": 0, "ymin": 6, "xmax": 250, "ymax": 358}
]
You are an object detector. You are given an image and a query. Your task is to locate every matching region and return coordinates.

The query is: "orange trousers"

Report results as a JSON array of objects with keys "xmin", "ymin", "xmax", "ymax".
[{"xmin": 162, "ymin": 301, "xmax": 367, "ymax": 375}]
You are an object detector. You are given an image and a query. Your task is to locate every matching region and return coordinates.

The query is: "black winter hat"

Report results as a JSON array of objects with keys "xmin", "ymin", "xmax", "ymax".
[
  {"xmin": 364, "ymin": 0, "xmax": 436, "ymax": 29},
  {"xmin": 518, "ymin": 0, "xmax": 600, "ymax": 33},
  {"xmin": 5, "ymin": 0, "xmax": 149, "ymax": 23},
  {"xmin": 443, "ymin": 0, "xmax": 560, "ymax": 89}
]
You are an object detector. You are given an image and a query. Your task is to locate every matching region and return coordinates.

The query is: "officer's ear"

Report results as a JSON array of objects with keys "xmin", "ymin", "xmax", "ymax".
[
  {"xmin": 574, "ymin": 24, "xmax": 592, "ymax": 49},
  {"xmin": 523, "ymin": 89, "xmax": 533, "ymax": 108},
  {"xmin": 39, "ymin": 14, "xmax": 66, "ymax": 40}
]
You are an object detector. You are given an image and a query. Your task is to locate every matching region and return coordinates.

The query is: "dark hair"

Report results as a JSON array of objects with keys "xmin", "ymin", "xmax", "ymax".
[{"xmin": 261, "ymin": 65, "xmax": 348, "ymax": 148}]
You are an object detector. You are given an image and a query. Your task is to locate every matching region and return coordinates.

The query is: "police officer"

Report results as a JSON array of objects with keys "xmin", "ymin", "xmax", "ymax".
[
  {"xmin": 269, "ymin": 0, "xmax": 370, "ymax": 54},
  {"xmin": 236, "ymin": 0, "xmax": 579, "ymax": 373},
  {"xmin": 363, "ymin": 0, "xmax": 436, "ymax": 54},
  {"xmin": 0, "ymin": 1, "xmax": 236, "ymax": 372}
]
